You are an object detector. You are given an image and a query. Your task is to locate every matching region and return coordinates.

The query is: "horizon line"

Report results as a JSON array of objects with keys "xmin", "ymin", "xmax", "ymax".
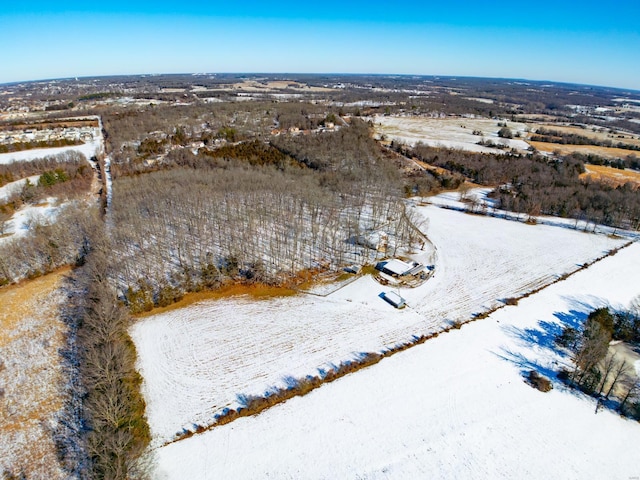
[{"xmin": 2, "ymin": 72, "xmax": 640, "ymax": 94}]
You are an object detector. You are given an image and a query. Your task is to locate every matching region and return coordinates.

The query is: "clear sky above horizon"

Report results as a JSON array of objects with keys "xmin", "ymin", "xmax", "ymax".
[{"xmin": 2, "ymin": 0, "xmax": 639, "ymax": 90}]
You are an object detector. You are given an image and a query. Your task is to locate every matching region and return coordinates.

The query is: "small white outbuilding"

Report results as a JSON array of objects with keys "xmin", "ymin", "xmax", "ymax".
[{"xmin": 382, "ymin": 291, "xmax": 406, "ymax": 309}]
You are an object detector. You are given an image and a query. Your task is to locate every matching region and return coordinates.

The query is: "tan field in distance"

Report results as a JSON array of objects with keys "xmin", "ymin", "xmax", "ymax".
[
  {"xmin": 530, "ymin": 141, "xmax": 639, "ymax": 160},
  {"xmin": 528, "ymin": 123, "xmax": 640, "ymax": 147},
  {"xmin": 580, "ymin": 164, "xmax": 640, "ymax": 187},
  {"xmin": 527, "ymin": 122, "xmax": 640, "ymax": 160}
]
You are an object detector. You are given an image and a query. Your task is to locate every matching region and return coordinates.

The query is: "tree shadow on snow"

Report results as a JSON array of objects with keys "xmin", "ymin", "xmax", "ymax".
[
  {"xmin": 495, "ymin": 294, "xmax": 609, "ymax": 383},
  {"xmin": 500, "ymin": 309, "xmax": 585, "ymax": 361},
  {"xmin": 494, "ymin": 347, "xmax": 559, "ymax": 383}
]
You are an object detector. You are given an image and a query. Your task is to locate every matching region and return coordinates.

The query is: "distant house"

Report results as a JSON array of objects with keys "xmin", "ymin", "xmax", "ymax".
[
  {"xmin": 382, "ymin": 291, "xmax": 406, "ymax": 309},
  {"xmin": 355, "ymin": 231, "xmax": 388, "ymax": 252}
]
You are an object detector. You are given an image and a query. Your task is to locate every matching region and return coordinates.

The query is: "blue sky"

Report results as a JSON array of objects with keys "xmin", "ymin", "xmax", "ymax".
[{"xmin": 2, "ymin": 1, "xmax": 639, "ymax": 90}]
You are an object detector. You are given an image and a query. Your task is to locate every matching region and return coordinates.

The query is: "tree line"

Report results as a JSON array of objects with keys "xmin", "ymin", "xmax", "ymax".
[
  {"xmin": 531, "ymin": 127, "xmax": 640, "ymax": 152},
  {"xmin": 53, "ymin": 218, "xmax": 151, "ymax": 479},
  {"xmin": 398, "ymin": 143, "xmax": 640, "ymax": 230},
  {"xmin": 109, "ymin": 121, "xmax": 417, "ymax": 310},
  {"xmin": 0, "ymin": 137, "xmax": 82, "ymax": 154},
  {"xmin": 562, "ymin": 151, "xmax": 640, "ymax": 172},
  {"xmin": 557, "ymin": 304, "xmax": 640, "ymax": 419}
]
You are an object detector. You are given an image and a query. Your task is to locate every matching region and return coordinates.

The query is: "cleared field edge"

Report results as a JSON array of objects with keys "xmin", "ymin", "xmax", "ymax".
[
  {"xmin": 580, "ymin": 164, "xmax": 640, "ymax": 187},
  {"xmin": 529, "ymin": 141, "xmax": 638, "ymax": 160},
  {"xmin": 0, "ymin": 270, "xmax": 70, "ymax": 479},
  {"xmin": 160, "ymin": 241, "xmax": 632, "ymax": 448}
]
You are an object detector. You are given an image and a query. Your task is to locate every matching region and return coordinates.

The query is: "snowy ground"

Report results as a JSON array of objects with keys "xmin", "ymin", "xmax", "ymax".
[
  {"xmin": 0, "ymin": 175, "xmax": 40, "ymax": 202},
  {"xmin": 0, "ymin": 271, "xmax": 69, "ymax": 479},
  {"xmin": 425, "ymin": 188, "xmax": 640, "ymax": 241},
  {"xmin": 0, "ymin": 136, "xmax": 102, "ymax": 165},
  {"xmin": 0, "ymin": 197, "xmax": 60, "ymax": 241},
  {"xmin": 371, "ymin": 115, "xmax": 531, "ymax": 153},
  {"xmin": 132, "ymin": 204, "xmax": 625, "ymax": 445},
  {"xmin": 0, "ymin": 121, "xmax": 104, "ymax": 243},
  {"xmin": 153, "ymin": 242, "xmax": 640, "ymax": 480}
]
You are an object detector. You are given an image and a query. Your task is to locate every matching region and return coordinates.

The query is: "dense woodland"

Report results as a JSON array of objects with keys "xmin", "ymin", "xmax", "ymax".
[
  {"xmin": 101, "ymin": 102, "xmax": 338, "ymax": 177},
  {"xmin": 0, "ymin": 203, "xmax": 96, "ymax": 285},
  {"xmin": 110, "ymin": 121, "xmax": 418, "ymax": 310},
  {"xmin": 399, "ymin": 143, "xmax": 640, "ymax": 229}
]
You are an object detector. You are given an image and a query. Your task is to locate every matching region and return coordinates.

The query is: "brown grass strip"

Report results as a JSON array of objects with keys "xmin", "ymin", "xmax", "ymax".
[{"xmin": 135, "ymin": 283, "xmax": 298, "ymax": 318}]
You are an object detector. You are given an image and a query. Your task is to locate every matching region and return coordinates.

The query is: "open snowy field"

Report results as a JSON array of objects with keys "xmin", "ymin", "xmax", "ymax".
[
  {"xmin": 132, "ymin": 204, "xmax": 625, "ymax": 445},
  {"xmin": 154, "ymin": 242, "xmax": 640, "ymax": 480},
  {"xmin": 0, "ymin": 197, "xmax": 61, "ymax": 242},
  {"xmin": 0, "ymin": 136, "xmax": 102, "ymax": 165},
  {"xmin": 426, "ymin": 188, "xmax": 640, "ymax": 241},
  {"xmin": 0, "ymin": 175, "xmax": 40, "ymax": 202},
  {"xmin": 371, "ymin": 115, "xmax": 530, "ymax": 153}
]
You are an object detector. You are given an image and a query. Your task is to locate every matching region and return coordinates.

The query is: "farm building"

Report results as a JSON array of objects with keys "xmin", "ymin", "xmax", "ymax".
[
  {"xmin": 377, "ymin": 259, "xmax": 413, "ymax": 277},
  {"xmin": 354, "ymin": 231, "xmax": 388, "ymax": 252},
  {"xmin": 375, "ymin": 259, "xmax": 430, "ymax": 287},
  {"xmin": 381, "ymin": 291, "xmax": 406, "ymax": 308}
]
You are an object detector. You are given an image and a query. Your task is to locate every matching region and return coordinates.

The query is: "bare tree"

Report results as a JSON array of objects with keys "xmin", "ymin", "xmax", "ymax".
[
  {"xmin": 602, "ymin": 357, "xmax": 630, "ymax": 401},
  {"xmin": 619, "ymin": 378, "xmax": 640, "ymax": 417},
  {"xmin": 0, "ymin": 210, "xmax": 10, "ymax": 235},
  {"xmin": 570, "ymin": 308, "xmax": 613, "ymax": 389}
]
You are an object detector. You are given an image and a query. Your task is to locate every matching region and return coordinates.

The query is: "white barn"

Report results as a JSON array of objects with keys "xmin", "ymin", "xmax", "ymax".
[{"xmin": 382, "ymin": 291, "xmax": 406, "ymax": 308}]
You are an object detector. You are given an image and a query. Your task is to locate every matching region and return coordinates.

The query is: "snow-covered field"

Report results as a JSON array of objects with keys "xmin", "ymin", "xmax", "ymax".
[
  {"xmin": 132, "ymin": 204, "xmax": 625, "ymax": 445},
  {"xmin": 0, "ymin": 271, "xmax": 69, "ymax": 479},
  {"xmin": 0, "ymin": 197, "xmax": 60, "ymax": 241},
  {"xmin": 0, "ymin": 175, "xmax": 40, "ymax": 202},
  {"xmin": 426, "ymin": 188, "xmax": 640, "ymax": 240},
  {"xmin": 154, "ymin": 242, "xmax": 640, "ymax": 480},
  {"xmin": 0, "ymin": 136, "xmax": 102, "ymax": 165},
  {"xmin": 0, "ymin": 122, "xmax": 104, "ymax": 243},
  {"xmin": 372, "ymin": 115, "xmax": 531, "ymax": 153}
]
